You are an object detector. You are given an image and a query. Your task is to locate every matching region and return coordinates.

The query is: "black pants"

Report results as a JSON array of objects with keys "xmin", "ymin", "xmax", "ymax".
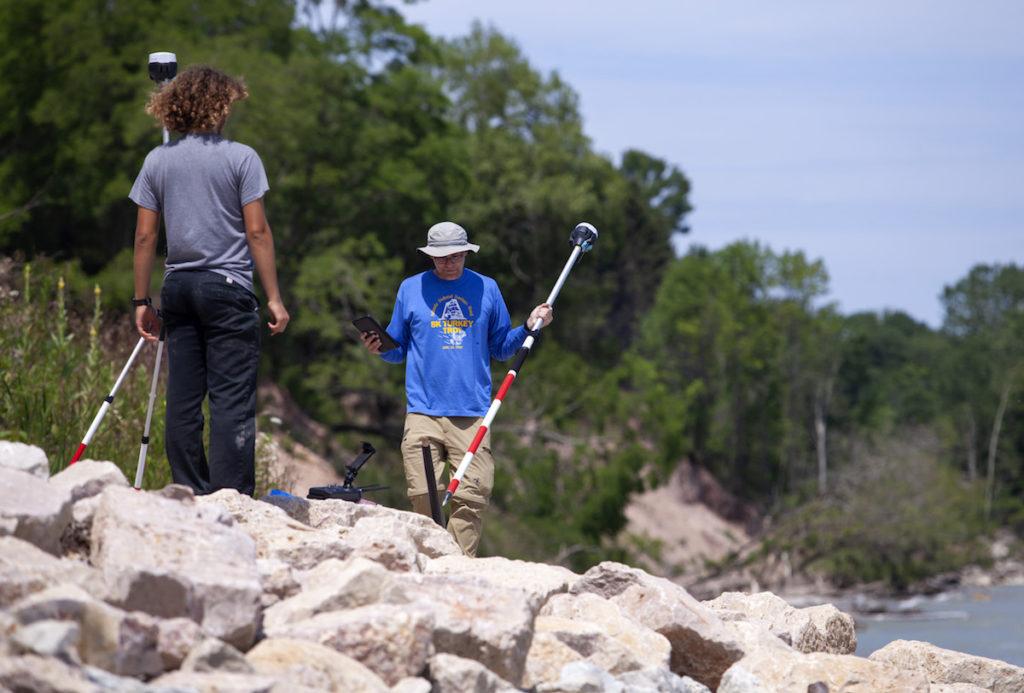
[{"xmin": 161, "ymin": 270, "xmax": 260, "ymax": 496}]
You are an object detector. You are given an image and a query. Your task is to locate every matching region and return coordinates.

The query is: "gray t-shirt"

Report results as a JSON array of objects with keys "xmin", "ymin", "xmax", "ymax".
[{"xmin": 129, "ymin": 134, "xmax": 269, "ymax": 293}]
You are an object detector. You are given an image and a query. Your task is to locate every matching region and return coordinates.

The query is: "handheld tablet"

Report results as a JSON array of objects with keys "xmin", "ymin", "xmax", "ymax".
[{"xmin": 352, "ymin": 315, "xmax": 399, "ymax": 352}]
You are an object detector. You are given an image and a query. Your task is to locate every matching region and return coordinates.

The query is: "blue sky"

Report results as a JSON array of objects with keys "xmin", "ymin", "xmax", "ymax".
[{"xmin": 402, "ymin": 1, "xmax": 1023, "ymax": 326}]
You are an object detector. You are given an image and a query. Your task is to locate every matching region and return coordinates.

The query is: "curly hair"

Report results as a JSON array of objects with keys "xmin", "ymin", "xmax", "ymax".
[{"xmin": 146, "ymin": 65, "xmax": 249, "ymax": 134}]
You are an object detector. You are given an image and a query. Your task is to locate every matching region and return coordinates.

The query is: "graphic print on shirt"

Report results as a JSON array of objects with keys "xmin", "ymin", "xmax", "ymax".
[{"xmin": 430, "ymin": 294, "xmax": 475, "ymax": 349}]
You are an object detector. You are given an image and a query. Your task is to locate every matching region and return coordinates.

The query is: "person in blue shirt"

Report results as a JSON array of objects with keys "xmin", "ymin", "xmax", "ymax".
[{"xmin": 361, "ymin": 221, "xmax": 552, "ymax": 555}]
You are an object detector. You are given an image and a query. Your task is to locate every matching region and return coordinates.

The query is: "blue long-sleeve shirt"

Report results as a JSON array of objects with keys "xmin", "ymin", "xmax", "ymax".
[{"xmin": 380, "ymin": 269, "xmax": 527, "ymax": 417}]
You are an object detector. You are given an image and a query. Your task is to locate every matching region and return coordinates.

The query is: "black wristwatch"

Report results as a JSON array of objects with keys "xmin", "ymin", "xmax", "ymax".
[{"xmin": 131, "ymin": 297, "xmax": 152, "ymax": 308}]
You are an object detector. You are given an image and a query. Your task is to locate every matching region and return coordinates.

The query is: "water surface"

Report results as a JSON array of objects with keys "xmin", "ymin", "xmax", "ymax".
[{"xmin": 853, "ymin": 585, "xmax": 1024, "ymax": 666}]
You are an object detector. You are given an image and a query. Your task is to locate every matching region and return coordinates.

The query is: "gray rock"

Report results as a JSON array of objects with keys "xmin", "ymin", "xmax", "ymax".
[
  {"xmin": 704, "ymin": 591, "xmax": 856, "ymax": 654},
  {"xmin": 390, "ymin": 676, "xmax": 432, "ymax": 693},
  {"xmin": 0, "ymin": 441, "xmax": 49, "ymax": 478},
  {"xmin": 156, "ymin": 617, "xmax": 203, "ymax": 671},
  {"xmin": 62, "ymin": 494, "xmax": 102, "ymax": 557},
  {"xmin": 181, "ymin": 637, "xmax": 254, "ymax": 674},
  {"xmin": 617, "ymin": 667, "xmax": 712, "ymax": 692},
  {"xmin": 0, "ymin": 536, "xmax": 98, "ymax": 608},
  {"xmin": 570, "ymin": 561, "xmax": 746, "ymax": 689},
  {"xmin": 247, "ymin": 637, "xmax": 390, "ymax": 692},
  {"xmin": 425, "ymin": 555, "xmax": 576, "ymax": 610},
  {"xmin": 51, "ymin": 461, "xmax": 129, "ymax": 557},
  {"xmin": 345, "ymin": 515, "xmax": 425, "ymax": 572},
  {"xmin": 535, "ymin": 660, "xmax": 623, "ymax": 693},
  {"xmin": 198, "ymin": 489, "xmax": 352, "ymax": 570},
  {"xmin": 265, "ymin": 602, "xmax": 435, "ymax": 686},
  {"xmin": 264, "ymin": 557, "xmax": 400, "ymax": 631},
  {"xmin": 0, "ymin": 653, "xmax": 95, "ymax": 692},
  {"xmin": 869, "ymin": 639, "xmax": 1024, "ymax": 693},
  {"xmin": 90, "ymin": 486, "xmax": 261, "ymax": 650},
  {"xmin": 11, "ymin": 582, "xmax": 164, "ymax": 678},
  {"xmin": 538, "ymin": 592, "xmax": 671, "ymax": 672},
  {"xmin": 156, "ymin": 483, "xmax": 195, "ymax": 502},
  {"xmin": 0, "ymin": 466, "xmax": 73, "ymax": 554},
  {"xmin": 48, "ymin": 459, "xmax": 128, "ymax": 502},
  {"xmin": 0, "ymin": 610, "xmax": 16, "ymax": 656},
  {"xmin": 10, "ymin": 619, "xmax": 80, "ymax": 663},
  {"xmin": 428, "ymin": 652, "xmax": 518, "ymax": 693},
  {"xmin": 82, "ymin": 665, "xmax": 160, "ymax": 692},
  {"xmin": 151, "ymin": 669, "xmax": 280, "ymax": 692},
  {"xmin": 398, "ymin": 572, "xmax": 537, "ymax": 687},
  {"xmin": 257, "ymin": 558, "xmax": 300, "ymax": 608},
  {"xmin": 718, "ymin": 648, "xmax": 929, "ymax": 692}
]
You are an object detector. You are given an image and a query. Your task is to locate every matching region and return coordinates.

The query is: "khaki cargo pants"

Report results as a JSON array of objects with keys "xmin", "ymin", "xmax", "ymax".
[{"xmin": 402, "ymin": 413, "xmax": 494, "ymax": 557}]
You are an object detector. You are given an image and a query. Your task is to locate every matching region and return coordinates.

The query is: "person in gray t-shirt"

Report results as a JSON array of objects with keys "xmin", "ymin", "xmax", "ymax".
[{"xmin": 131, "ymin": 65, "xmax": 289, "ymax": 496}]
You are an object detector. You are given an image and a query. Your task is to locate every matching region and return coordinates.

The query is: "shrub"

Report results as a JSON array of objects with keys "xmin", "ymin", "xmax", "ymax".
[{"xmin": 0, "ymin": 257, "xmax": 171, "ymax": 488}]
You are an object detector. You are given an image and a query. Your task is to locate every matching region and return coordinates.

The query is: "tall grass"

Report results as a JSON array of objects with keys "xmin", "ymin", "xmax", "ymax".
[{"xmin": 0, "ymin": 257, "xmax": 172, "ymax": 488}]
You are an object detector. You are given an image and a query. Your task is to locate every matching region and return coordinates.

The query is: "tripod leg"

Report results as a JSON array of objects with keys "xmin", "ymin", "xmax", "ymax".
[
  {"xmin": 70, "ymin": 337, "xmax": 146, "ymax": 465},
  {"xmin": 420, "ymin": 437, "xmax": 445, "ymax": 527},
  {"xmin": 134, "ymin": 326, "xmax": 166, "ymax": 489}
]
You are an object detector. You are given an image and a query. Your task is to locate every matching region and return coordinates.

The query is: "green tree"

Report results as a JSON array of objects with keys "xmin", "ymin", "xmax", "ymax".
[{"xmin": 942, "ymin": 264, "xmax": 1024, "ymax": 518}]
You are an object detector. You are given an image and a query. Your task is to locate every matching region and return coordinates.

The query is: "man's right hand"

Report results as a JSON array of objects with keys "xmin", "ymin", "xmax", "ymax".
[
  {"xmin": 267, "ymin": 299, "xmax": 290, "ymax": 335},
  {"xmin": 360, "ymin": 330, "xmax": 383, "ymax": 355},
  {"xmin": 135, "ymin": 305, "xmax": 161, "ymax": 342}
]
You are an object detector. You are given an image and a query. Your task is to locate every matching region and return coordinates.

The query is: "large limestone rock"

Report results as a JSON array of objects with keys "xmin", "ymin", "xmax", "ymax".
[
  {"xmin": 267, "ymin": 494, "xmax": 462, "ymax": 561},
  {"xmin": 523, "ymin": 629, "xmax": 587, "ymax": 688},
  {"xmin": 570, "ymin": 561, "xmax": 747, "ymax": 689},
  {"xmin": 151, "ymin": 669, "xmax": 280, "ymax": 691},
  {"xmin": 50, "ymin": 461, "xmax": 129, "ymax": 556},
  {"xmin": 90, "ymin": 486, "xmax": 261, "ymax": 649},
  {"xmin": 10, "ymin": 583, "xmax": 164, "ymax": 677},
  {"xmin": 263, "ymin": 557, "xmax": 400, "ymax": 631},
  {"xmin": 704, "ymin": 591, "xmax": 856, "ymax": 654},
  {"xmin": 344, "ymin": 515, "xmax": 421, "ymax": 572},
  {"xmin": 391, "ymin": 677, "xmax": 433, "ymax": 693},
  {"xmin": 257, "ymin": 558, "xmax": 300, "ymax": 608},
  {"xmin": 199, "ymin": 489, "xmax": 352, "ymax": 570},
  {"xmin": 0, "ymin": 466, "xmax": 73, "ymax": 554},
  {"xmin": 156, "ymin": 616, "xmax": 203, "ymax": 671},
  {"xmin": 618, "ymin": 667, "xmax": 712, "ymax": 692},
  {"xmin": 398, "ymin": 572, "xmax": 537, "ymax": 686},
  {"xmin": 265, "ymin": 602, "xmax": 435, "ymax": 686},
  {"xmin": 540, "ymin": 592, "xmax": 672, "ymax": 670},
  {"xmin": 534, "ymin": 660, "xmax": 625, "ymax": 693},
  {"xmin": 0, "ymin": 536, "xmax": 98, "ymax": 608},
  {"xmin": 181, "ymin": 637, "xmax": 254, "ymax": 674},
  {"xmin": 0, "ymin": 441, "xmax": 49, "ymax": 478},
  {"xmin": 869, "ymin": 639, "xmax": 1024, "ymax": 693},
  {"xmin": 0, "ymin": 654, "xmax": 95, "ymax": 692},
  {"xmin": 9, "ymin": 619, "xmax": 81, "ymax": 663},
  {"xmin": 428, "ymin": 652, "xmax": 518, "ymax": 693},
  {"xmin": 424, "ymin": 554, "xmax": 577, "ymax": 610},
  {"xmin": 718, "ymin": 647, "xmax": 930, "ymax": 692},
  {"xmin": 48, "ymin": 459, "xmax": 128, "ymax": 502},
  {"xmin": 246, "ymin": 637, "xmax": 389, "ymax": 692}
]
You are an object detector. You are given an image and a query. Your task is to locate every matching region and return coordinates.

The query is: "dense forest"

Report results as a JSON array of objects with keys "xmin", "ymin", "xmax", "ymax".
[{"xmin": 1, "ymin": 0, "xmax": 1022, "ymax": 590}]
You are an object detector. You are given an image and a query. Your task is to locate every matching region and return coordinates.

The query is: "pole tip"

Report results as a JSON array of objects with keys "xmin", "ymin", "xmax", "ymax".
[{"xmin": 441, "ymin": 491, "xmax": 452, "ymax": 508}]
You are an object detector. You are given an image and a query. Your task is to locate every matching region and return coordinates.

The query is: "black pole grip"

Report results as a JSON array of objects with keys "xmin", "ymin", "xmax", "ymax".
[
  {"xmin": 420, "ymin": 438, "xmax": 445, "ymax": 527},
  {"xmin": 510, "ymin": 345, "xmax": 532, "ymax": 375}
]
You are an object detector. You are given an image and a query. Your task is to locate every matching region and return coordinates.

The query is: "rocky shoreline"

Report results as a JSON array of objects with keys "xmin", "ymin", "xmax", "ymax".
[{"xmin": 2, "ymin": 440, "xmax": 1023, "ymax": 692}]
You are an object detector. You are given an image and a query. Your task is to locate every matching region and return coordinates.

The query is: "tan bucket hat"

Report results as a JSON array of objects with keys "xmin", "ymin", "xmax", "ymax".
[{"xmin": 418, "ymin": 221, "xmax": 480, "ymax": 257}]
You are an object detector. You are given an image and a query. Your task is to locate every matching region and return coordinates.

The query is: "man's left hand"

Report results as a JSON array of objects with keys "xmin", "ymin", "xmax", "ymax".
[{"xmin": 527, "ymin": 303, "xmax": 554, "ymax": 331}]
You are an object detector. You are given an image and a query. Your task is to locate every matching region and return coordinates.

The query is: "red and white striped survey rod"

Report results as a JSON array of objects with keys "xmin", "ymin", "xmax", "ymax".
[
  {"xmin": 442, "ymin": 222, "xmax": 599, "ymax": 507},
  {"xmin": 69, "ymin": 337, "xmax": 146, "ymax": 465},
  {"xmin": 133, "ymin": 325, "xmax": 166, "ymax": 488}
]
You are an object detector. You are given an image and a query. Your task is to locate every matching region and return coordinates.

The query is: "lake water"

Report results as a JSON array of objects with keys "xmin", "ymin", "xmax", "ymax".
[{"xmin": 853, "ymin": 584, "xmax": 1024, "ymax": 666}]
